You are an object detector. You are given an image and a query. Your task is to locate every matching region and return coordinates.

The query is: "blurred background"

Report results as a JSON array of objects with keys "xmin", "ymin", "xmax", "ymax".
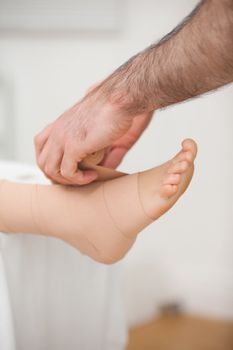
[{"xmin": 0, "ymin": 0, "xmax": 233, "ymax": 349}]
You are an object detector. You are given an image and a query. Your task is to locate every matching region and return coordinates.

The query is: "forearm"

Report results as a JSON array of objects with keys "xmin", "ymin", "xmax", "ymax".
[{"xmin": 97, "ymin": 0, "xmax": 233, "ymax": 114}]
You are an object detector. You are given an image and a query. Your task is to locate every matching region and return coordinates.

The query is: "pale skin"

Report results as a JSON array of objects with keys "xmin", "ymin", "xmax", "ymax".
[
  {"xmin": 35, "ymin": 0, "xmax": 233, "ymax": 185},
  {"xmin": 0, "ymin": 139, "xmax": 197, "ymax": 264}
]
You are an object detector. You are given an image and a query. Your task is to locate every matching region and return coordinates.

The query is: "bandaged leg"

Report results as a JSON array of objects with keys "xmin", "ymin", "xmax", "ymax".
[{"xmin": 0, "ymin": 139, "xmax": 197, "ymax": 264}]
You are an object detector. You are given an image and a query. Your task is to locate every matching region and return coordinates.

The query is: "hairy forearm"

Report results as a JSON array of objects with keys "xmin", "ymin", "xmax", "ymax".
[{"xmin": 98, "ymin": 0, "xmax": 233, "ymax": 115}]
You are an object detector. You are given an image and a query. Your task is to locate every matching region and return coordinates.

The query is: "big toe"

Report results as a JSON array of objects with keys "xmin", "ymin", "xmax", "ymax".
[{"xmin": 182, "ymin": 139, "xmax": 198, "ymax": 160}]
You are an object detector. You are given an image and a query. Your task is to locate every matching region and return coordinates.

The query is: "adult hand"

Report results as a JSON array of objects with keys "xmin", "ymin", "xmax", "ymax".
[{"xmin": 34, "ymin": 86, "xmax": 153, "ymax": 185}]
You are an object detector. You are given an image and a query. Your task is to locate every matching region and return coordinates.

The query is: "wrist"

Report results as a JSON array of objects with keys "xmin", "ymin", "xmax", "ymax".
[
  {"xmin": 98, "ymin": 63, "xmax": 158, "ymax": 115},
  {"xmin": 86, "ymin": 75, "xmax": 156, "ymax": 119},
  {"xmin": 86, "ymin": 85, "xmax": 135, "ymax": 121},
  {"xmin": 103, "ymin": 86, "xmax": 155, "ymax": 117}
]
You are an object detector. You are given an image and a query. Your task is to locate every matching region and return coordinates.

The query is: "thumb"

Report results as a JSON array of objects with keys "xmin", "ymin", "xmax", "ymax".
[{"xmin": 100, "ymin": 147, "xmax": 128, "ymax": 169}]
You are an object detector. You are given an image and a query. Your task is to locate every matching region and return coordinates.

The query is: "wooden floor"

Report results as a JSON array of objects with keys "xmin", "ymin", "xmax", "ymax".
[{"xmin": 126, "ymin": 314, "xmax": 233, "ymax": 350}]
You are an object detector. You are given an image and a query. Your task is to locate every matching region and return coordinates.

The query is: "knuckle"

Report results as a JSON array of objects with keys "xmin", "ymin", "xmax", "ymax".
[
  {"xmin": 60, "ymin": 168, "xmax": 71, "ymax": 179},
  {"xmin": 44, "ymin": 165, "xmax": 54, "ymax": 176},
  {"xmin": 34, "ymin": 133, "xmax": 42, "ymax": 146},
  {"xmin": 37, "ymin": 157, "xmax": 45, "ymax": 170},
  {"xmin": 54, "ymin": 127, "xmax": 65, "ymax": 141},
  {"xmin": 64, "ymin": 142, "xmax": 73, "ymax": 154}
]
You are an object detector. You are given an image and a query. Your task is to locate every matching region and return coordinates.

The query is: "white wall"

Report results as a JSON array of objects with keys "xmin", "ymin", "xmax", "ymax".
[{"xmin": 0, "ymin": 0, "xmax": 232, "ymax": 327}]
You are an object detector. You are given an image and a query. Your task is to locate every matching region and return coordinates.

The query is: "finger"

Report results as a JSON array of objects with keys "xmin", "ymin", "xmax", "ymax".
[
  {"xmin": 101, "ymin": 147, "xmax": 128, "ymax": 169},
  {"xmin": 40, "ymin": 160, "xmax": 73, "ymax": 185},
  {"xmin": 37, "ymin": 137, "xmax": 61, "ymax": 171},
  {"xmin": 60, "ymin": 149, "xmax": 98, "ymax": 185},
  {"xmin": 37, "ymin": 139, "xmax": 72, "ymax": 185},
  {"xmin": 34, "ymin": 123, "xmax": 53, "ymax": 160},
  {"xmin": 43, "ymin": 172, "xmax": 72, "ymax": 185}
]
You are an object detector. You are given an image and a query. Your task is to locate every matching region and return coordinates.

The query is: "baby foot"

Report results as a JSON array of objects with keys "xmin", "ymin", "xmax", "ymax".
[{"xmin": 138, "ymin": 139, "xmax": 197, "ymax": 220}]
